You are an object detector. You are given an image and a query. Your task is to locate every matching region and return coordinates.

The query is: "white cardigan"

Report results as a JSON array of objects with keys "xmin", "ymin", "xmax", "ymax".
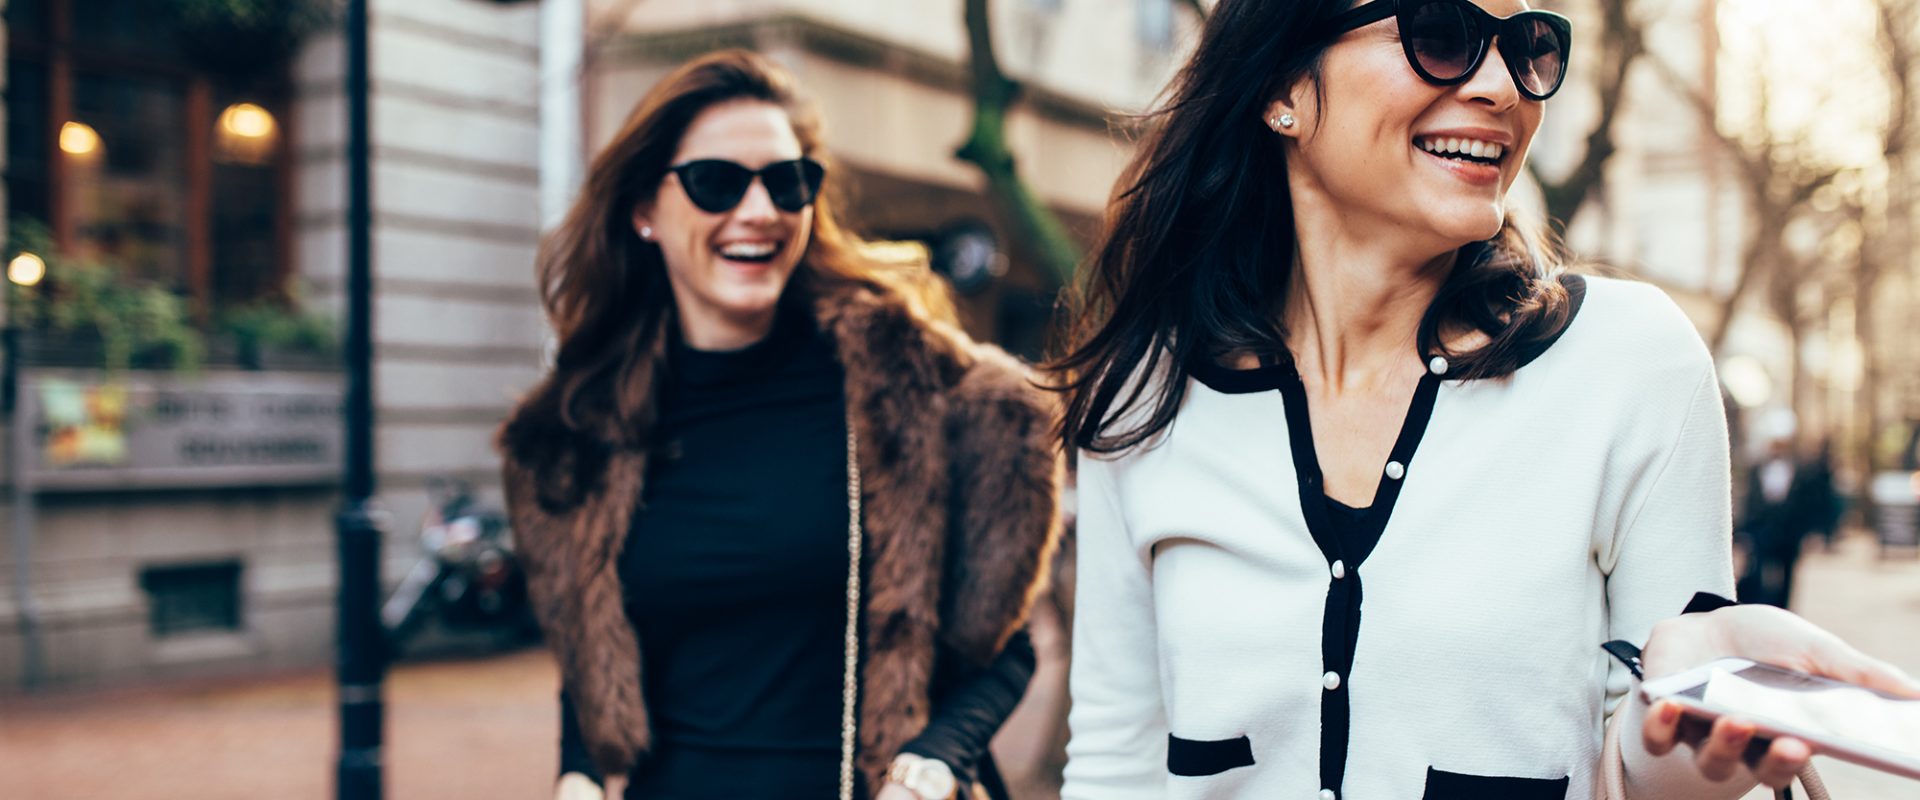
[{"xmin": 1062, "ymin": 276, "xmax": 1743, "ymax": 800}]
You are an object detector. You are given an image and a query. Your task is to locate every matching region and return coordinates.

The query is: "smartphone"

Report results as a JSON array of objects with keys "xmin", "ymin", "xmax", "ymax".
[{"xmin": 1639, "ymin": 657, "xmax": 1920, "ymax": 780}]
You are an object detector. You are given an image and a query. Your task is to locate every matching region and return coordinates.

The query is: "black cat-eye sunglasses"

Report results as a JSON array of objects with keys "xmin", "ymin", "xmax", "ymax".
[{"xmin": 1320, "ymin": 0, "xmax": 1573, "ymax": 101}]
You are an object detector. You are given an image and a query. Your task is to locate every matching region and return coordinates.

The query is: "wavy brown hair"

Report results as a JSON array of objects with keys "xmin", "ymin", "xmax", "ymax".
[
  {"xmin": 1049, "ymin": 0, "xmax": 1573, "ymax": 454},
  {"xmin": 537, "ymin": 49, "xmax": 954, "ymax": 448}
]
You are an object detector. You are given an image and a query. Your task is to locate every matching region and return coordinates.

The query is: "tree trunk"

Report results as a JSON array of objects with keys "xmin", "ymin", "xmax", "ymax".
[
  {"xmin": 1787, "ymin": 322, "xmax": 1812, "ymax": 445},
  {"xmin": 958, "ymin": 0, "xmax": 1084, "ymax": 286},
  {"xmin": 1855, "ymin": 261, "xmax": 1881, "ymax": 474},
  {"xmin": 1530, "ymin": 0, "xmax": 1642, "ymax": 233}
]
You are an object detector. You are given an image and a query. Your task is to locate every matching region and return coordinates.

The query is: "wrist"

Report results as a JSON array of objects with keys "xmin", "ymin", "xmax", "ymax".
[
  {"xmin": 555, "ymin": 772, "xmax": 605, "ymax": 800},
  {"xmin": 1641, "ymin": 613, "xmax": 1732, "ymax": 681},
  {"xmin": 888, "ymin": 753, "xmax": 957, "ymax": 800}
]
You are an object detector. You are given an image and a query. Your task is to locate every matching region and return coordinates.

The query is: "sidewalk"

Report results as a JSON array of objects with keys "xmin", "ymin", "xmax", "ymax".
[
  {"xmin": 0, "ymin": 535, "xmax": 1914, "ymax": 800},
  {"xmin": 0, "ymin": 648, "xmax": 563, "ymax": 800},
  {"xmin": 1757, "ymin": 532, "xmax": 1920, "ymax": 799}
]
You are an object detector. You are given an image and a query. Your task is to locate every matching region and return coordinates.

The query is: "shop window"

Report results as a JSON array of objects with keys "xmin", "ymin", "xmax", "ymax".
[
  {"xmin": 140, "ymin": 560, "xmax": 244, "ymax": 637},
  {"xmin": 4, "ymin": 0, "xmax": 294, "ymax": 318}
]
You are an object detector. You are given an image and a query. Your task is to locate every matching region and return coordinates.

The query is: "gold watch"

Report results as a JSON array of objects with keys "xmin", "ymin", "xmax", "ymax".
[{"xmin": 887, "ymin": 753, "xmax": 957, "ymax": 800}]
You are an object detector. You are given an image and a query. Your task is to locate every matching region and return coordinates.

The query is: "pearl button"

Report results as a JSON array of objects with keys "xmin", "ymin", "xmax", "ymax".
[
  {"xmin": 1384, "ymin": 460, "xmax": 1405, "ymax": 480},
  {"xmin": 1323, "ymin": 671, "xmax": 1341, "ymax": 691},
  {"xmin": 1331, "ymin": 560, "xmax": 1347, "ymax": 579},
  {"xmin": 1321, "ymin": 791, "xmax": 1338, "ymax": 800},
  {"xmin": 1428, "ymin": 356, "xmax": 1450, "ymax": 376}
]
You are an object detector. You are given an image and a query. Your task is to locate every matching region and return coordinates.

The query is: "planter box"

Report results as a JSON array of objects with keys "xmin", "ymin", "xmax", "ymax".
[
  {"xmin": 205, "ymin": 338, "xmax": 340, "ymax": 373},
  {"xmin": 16, "ymin": 367, "xmax": 344, "ymax": 492},
  {"xmin": 18, "ymin": 330, "xmax": 338, "ymax": 373}
]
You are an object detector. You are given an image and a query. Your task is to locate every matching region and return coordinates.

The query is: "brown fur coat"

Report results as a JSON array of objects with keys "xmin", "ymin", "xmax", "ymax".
[{"xmin": 497, "ymin": 284, "xmax": 1062, "ymax": 793}]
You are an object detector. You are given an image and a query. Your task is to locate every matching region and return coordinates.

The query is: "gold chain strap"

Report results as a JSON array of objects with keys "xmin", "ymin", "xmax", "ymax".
[{"xmin": 839, "ymin": 420, "xmax": 863, "ymax": 800}]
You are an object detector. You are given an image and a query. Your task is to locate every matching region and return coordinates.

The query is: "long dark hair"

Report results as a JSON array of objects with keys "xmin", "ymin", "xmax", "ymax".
[
  {"xmin": 536, "ymin": 49, "xmax": 953, "ymax": 447},
  {"xmin": 1049, "ymin": 0, "xmax": 1573, "ymax": 454}
]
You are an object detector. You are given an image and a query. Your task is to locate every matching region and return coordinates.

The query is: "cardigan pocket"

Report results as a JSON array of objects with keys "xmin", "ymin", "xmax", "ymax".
[
  {"xmin": 1422, "ymin": 767, "xmax": 1569, "ymax": 800},
  {"xmin": 1166, "ymin": 734, "xmax": 1255, "ymax": 777}
]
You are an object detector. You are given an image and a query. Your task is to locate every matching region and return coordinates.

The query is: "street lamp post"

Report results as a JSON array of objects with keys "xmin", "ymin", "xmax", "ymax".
[
  {"xmin": 335, "ymin": 0, "xmax": 386, "ymax": 796},
  {"xmin": 5, "ymin": 251, "xmax": 46, "ymax": 689}
]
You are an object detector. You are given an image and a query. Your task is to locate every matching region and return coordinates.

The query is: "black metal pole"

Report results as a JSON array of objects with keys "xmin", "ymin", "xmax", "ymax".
[
  {"xmin": 3, "ymin": 287, "xmax": 16, "ymax": 417},
  {"xmin": 336, "ymin": 0, "xmax": 385, "ymax": 796},
  {"xmin": 4, "ymin": 282, "xmax": 43, "ymax": 689}
]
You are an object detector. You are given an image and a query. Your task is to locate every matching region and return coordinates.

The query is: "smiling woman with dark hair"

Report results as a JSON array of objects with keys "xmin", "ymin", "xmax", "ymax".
[
  {"xmin": 1050, "ymin": 1, "xmax": 1917, "ymax": 799},
  {"xmin": 499, "ymin": 50, "xmax": 1060, "ymax": 800}
]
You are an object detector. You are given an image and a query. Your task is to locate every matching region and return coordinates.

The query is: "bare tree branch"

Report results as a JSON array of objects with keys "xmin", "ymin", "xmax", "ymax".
[
  {"xmin": 584, "ymin": 0, "xmax": 648, "ymax": 59},
  {"xmin": 1878, "ymin": 0, "xmax": 1917, "ymax": 159},
  {"xmin": 1708, "ymin": 209, "xmax": 1780, "ymax": 353},
  {"xmin": 1530, "ymin": 0, "xmax": 1643, "ymax": 231},
  {"xmin": 1645, "ymin": 49, "xmax": 1852, "ymax": 354},
  {"xmin": 1855, "ymin": 0, "xmax": 1919, "ymax": 461},
  {"xmin": 1644, "ymin": 55, "xmax": 1773, "ymax": 196}
]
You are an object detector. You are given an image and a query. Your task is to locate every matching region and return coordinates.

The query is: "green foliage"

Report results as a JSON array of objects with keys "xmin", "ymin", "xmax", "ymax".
[
  {"xmin": 165, "ymin": 0, "xmax": 340, "ymax": 73},
  {"xmin": 7, "ymin": 220, "xmax": 207, "ymax": 373},
  {"xmin": 217, "ymin": 299, "xmax": 337, "ymax": 363},
  {"xmin": 1874, "ymin": 422, "xmax": 1917, "ymax": 471},
  {"xmin": 169, "ymin": 0, "xmax": 340, "ymax": 36}
]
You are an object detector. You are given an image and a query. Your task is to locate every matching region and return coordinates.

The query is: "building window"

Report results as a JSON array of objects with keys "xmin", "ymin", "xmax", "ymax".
[
  {"xmin": 4, "ymin": 0, "xmax": 294, "ymax": 318},
  {"xmin": 140, "ymin": 561, "xmax": 244, "ymax": 637},
  {"xmin": 1137, "ymin": 0, "xmax": 1175, "ymax": 51}
]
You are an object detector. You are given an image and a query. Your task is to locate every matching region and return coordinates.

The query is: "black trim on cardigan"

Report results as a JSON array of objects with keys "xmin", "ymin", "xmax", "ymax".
[
  {"xmin": 1174, "ymin": 271, "xmax": 1592, "ymax": 797},
  {"xmin": 1601, "ymin": 592, "xmax": 1741, "ymax": 679},
  {"xmin": 1187, "ymin": 354, "xmax": 1294, "ymax": 394},
  {"xmin": 1683, "ymin": 591, "xmax": 1738, "ymax": 615},
  {"xmin": 1422, "ymin": 768, "xmax": 1571, "ymax": 799},
  {"xmin": 1187, "ymin": 273, "xmax": 1590, "ymax": 396},
  {"xmin": 1166, "ymin": 734, "xmax": 1257, "ymax": 777},
  {"xmin": 1517, "ymin": 273, "xmax": 1588, "ymax": 365},
  {"xmin": 1272, "ymin": 351, "xmax": 1446, "ymax": 799}
]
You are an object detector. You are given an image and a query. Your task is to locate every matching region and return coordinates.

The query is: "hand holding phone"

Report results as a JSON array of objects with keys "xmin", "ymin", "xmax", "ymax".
[
  {"xmin": 1641, "ymin": 658, "xmax": 1920, "ymax": 780},
  {"xmin": 1635, "ymin": 604, "xmax": 1920, "ymax": 787}
]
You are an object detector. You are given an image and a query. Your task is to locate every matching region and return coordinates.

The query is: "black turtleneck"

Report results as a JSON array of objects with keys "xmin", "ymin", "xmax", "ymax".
[{"xmin": 557, "ymin": 311, "xmax": 1035, "ymax": 799}]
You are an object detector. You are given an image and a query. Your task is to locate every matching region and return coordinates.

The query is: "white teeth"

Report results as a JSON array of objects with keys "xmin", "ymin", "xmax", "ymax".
[
  {"xmin": 1418, "ymin": 136, "xmax": 1505, "ymax": 161},
  {"xmin": 720, "ymin": 242, "xmax": 777, "ymax": 258}
]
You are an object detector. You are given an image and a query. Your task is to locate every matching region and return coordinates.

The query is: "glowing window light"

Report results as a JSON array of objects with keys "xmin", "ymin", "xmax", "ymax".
[
  {"xmin": 59, "ymin": 121, "xmax": 101, "ymax": 157},
  {"xmin": 8, "ymin": 252, "xmax": 47, "ymax": 287},
  {"xmin": 215, "ymin": 102, "xmax": 278, "ymax": 165},
  {"xmin": 218, "ymin": 102, "xmax": 276, "ymax": 139}
]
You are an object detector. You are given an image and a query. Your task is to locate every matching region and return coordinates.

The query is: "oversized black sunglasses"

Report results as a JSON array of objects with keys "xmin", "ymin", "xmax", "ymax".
[
  {"xmin": 666, "ymin": 158, "xmax": 826, "ymax": 214},
  {"xmin": 1322, "ymin": 0, "xmax": 1573, "ymax": 101}
]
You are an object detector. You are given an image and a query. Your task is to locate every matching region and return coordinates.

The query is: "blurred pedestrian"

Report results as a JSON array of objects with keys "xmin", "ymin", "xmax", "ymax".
[
  {"xmin": 1740, "ymin": 436, "xmax": 1808, "ymax": 607},
  {"xmin": 1806, "ymin": 439, "xmax": 1842, "ymax": 552},
  {"xmin": 1047, "ymin": 1, "xmax": 1919, "ymax": 799},
  {"xmin": 1740, "ymin": 436, "xmax": 1837, "ymax": 606},
  {"xmin": 499, "ymin": 50, "xmax": 1060, "ymax": 800}
]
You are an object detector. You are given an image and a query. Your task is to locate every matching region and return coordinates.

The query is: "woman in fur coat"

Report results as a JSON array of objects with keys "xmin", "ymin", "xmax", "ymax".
[{"xmin": 498, "ymin": 50, "xmax": 1060, "ymax": 800}]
